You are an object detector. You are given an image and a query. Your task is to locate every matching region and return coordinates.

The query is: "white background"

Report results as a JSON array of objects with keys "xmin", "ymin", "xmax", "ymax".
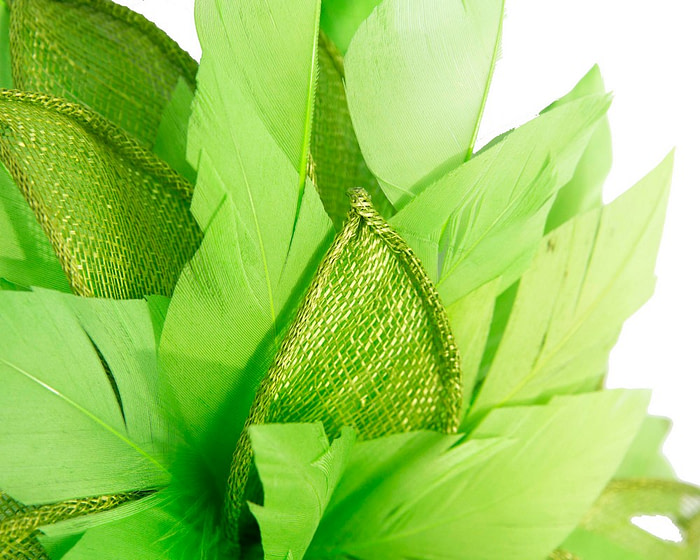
[{"xmin": 117, "ymin": 0, "xmax": 700, "ymax": 484}]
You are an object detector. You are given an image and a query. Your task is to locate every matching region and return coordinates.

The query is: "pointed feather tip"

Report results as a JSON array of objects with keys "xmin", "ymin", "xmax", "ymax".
[
  {"xmin": 581, "ymin": 64, "xmax": 605, "ymax": 89},
  {"xmin": 612, "ymin": 149, "xmax": 675, "ymax": 208},
  {"xmin": 543, "ymin": 65, "xmax": 612, "ymax": 114}
]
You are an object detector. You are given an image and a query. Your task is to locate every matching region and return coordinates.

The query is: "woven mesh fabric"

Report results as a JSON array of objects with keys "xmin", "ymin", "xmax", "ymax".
[
  {"xmin": 0, "ymin": 490, "xmax": 143, "ymax": 559},
  {"xmin": 7, "ymin": 0, "xmax": 197, "ymax": 148},
  {"xmin": 0, "ymin": 90, "xmax": 201, "ymax": 298},
  {"xmin": 226, "ymin": 189, "xmax": 462, "ymax": 541},
  {"xmin": 0, "ymin": 492, "xmax": 48, "ymax": 560},
  {"xmin": 311, "ymin": 33, "xmax": 393, "ymax": 229},
  {"xmin": 578, "ymin": 478, "xmax": 700, "ymax": 559}
]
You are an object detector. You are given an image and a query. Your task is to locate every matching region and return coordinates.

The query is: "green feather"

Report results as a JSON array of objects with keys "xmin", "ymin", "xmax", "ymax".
[
  {"xmin": 154, "ymin": 78, "xmax": 197, "ymax": 185},
  {"xmin": 0, "ymin": 162, "xmax": 69, "ymax": 291},
  {"xmin": 320, "ymin": 0, "xmax": 381, "ymax": 54},
  {"xmin": 59, "ymin": 503, "xmax": 179, "ymax": 560},
  {"xmin": 344, "ymin": 0, "xmax": 505, "ymax": 209},
  {"xmin": 478, "ymin": 66, "xmax": 614, "ymax": 389},
  {"xmin": 304, "ymin": 391, "xmax": 647, "ymax": 560},
  {"xmin": 616, "ymin": 416, "xmax": 676, "ymax": 480},
  {"xmin": 391, "ymin": 94, "xmax": 610, "ymax": 305},
  {"xmin": 0, "ymin": 291, "xmax": 169, "ymax": 504},
  {"xmin": 445, "ymin": 279, "xmax": 500, "ymax": 421},
  {"xmin": 249, "ymin": 424, "xmax": 355, "ymax": 560},
  {"xmin": 159, "ymin": 0, "xmax": 333, "ymax": 485},
  {"xmin": 467, "ymin": 153, "xmax": 673, "ymax": 424},
  {"xmin": 545, "ymin": 65, "xmax": 613, "ymax": 231}
]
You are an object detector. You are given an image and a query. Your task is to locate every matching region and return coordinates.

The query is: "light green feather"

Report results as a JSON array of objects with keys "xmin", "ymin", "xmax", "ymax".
[
  {"xmin": 344, "ymin": 0, "xmax": 504, "ymax": 209},
  {"xmin": 307, "ymin": 390, "xmax": 647, "ymax": 560},
  {"xmin": 0, "ymin": 291, "xmax": 169, "ymax": 504},
  {"xmin": 468, "ymin": 153, "xmax": 673, "ymax": 423},
  {"xmin": 0, "ymin": 162, "xmax": 69, "ymax": 291},
  {"xmin": 249, "ymin": 424, "xmax": 356, "ymax": 560},
  {"xmin": 545, "ymin": 65, "xmax": 613, "ymax": 231},
  {"xmin": 391, "ymin": 94, "xmax": 610, "ymax": 306},
  {"xmin": 320, "ymin": 0, "xmax": 381, "ymax": 54},
  {"xmin": 159, "ymin": 0, "xmax": 333, "ymax": 485}
]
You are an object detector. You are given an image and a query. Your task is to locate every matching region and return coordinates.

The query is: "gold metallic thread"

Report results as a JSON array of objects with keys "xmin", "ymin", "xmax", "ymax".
[
  {"xmin": 0, "ymin": 90, "xmax": 201, "ymax": 299},
  {"xmin": 0, "ymin": 491, "xmax": 146, "ymax": 559},
  {"xmin": 225, "ymin": 189, "xmax": 462, "ymax": 546}
]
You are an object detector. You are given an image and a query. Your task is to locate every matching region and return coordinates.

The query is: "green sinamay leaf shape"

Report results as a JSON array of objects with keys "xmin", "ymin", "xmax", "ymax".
[
  {"xmin": 545, "ymin": 65, "xmax": 613, "ymax": 231},
  {"xmin": 0, "ymin": 0, "xmax": 68, "ymax": 291},
  {"xmin": 344, "ymin": 0, "xmax": 504, "ymax": 210},
  {"xmin": 8, "ymin": 0, "xmax": 197, "ymax": 150},
  {"xmin": 249, "ymin": 424, "xmax": 356, "ymax": 560},
  {"xmin": 0, "ymin": 91, "xmax": 202, "ymax": 298},
  {"xmin": 226, "ymin": 189, "xmax": 462, "ymax": 544},
  {"xmin": 159, "ymin": 0, "xmax": 332, "ymax": 482},
  {"xmin": 467, "ymin": 153, "xmax": 672, "ymax": 423},
  {"xmin": 0, "ymin": 161, "xmax": 69, "ymax": 291},
  {"xmin": 309, "ymin": 391, "xmax": 648, "ymax": 560},
  {"xmin": 390, "ymin": 94, "xmax": 611, "ymax": 306},
  {"xmin": 563, "ymin": 479, "xmax": 700, "ymax": 560},
  {"xmin": 0, "ymin": 291, "xmax": 170, "ymax": 505},
  {"xmin": 0, "ymin": 491, "xmax": 143, "ymax": 556},
  {"xmin": 0, "ymin": 492, "xmax": 48, "ymax": 559},
  {"xmin": 311, "ymin": 32, "xmax": 392, "ymax": 229}
]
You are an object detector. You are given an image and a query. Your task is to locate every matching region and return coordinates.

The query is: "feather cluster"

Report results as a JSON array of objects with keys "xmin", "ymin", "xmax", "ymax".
[{"xmin": 0, "ymin": 0, "xmax": 698, "ymax": 559}]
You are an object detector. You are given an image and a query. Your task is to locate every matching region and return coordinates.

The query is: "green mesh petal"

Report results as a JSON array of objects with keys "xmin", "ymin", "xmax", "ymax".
[
  {"xmin": 226, "ymin": 189, "xmax": 462, "ymax": 544},
  {"xmin": 0, "ymin": 490, "xmax": 145, "ymax": 559},
  {"xmin": 8, "ymin": 0, "xmax": 197, "ymax": 149},
  {"xmin": 568, "ymin": 478, "xmax": 700, "ymax": 559},
  {"xmin": 0, "ymin": 91, "xmax": 201, "ymax": 298},
  {"xmin": 0, "ymin": 492, "xmax": 48, "ymax": 559}
]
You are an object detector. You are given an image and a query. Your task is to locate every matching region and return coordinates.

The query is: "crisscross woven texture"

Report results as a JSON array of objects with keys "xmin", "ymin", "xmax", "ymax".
[
  {"xmin": 0, "ymin": 91, "xmax": 201, "ymax": 298},
  {"xmin": 311, "ymin": 33, "xmax": 393, "ymax": 229},
  {"xmin": 0, "ymin": 490, "xmax": 143, "ymax": 559},
  {"xmin": 8, "ymin": 0, "xmax": 197, "ymax": 148},
  {"xmin": 0, "ymin": 492, "xmax": 47, "ymax": 560},
  {"xmin": 579, "ymin": 478, "xmax": 700, "ymax": 559},
  {"xmin": 226, "ymin": 189, "xmax": 462, "ymax": 542}
]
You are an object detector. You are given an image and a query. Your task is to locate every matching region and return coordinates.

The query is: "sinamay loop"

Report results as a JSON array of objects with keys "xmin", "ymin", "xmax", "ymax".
[
  {"xmin": 0, "ymin": 90, "xmax": 202, "ymax": 299},
  {"xmin": 0, "ymin": 492, "xmax": 48, "ymax": 560},
  {"xmin": 0, "ymin": 490, "xmax": 146, "ymax": 559},
  {"xmin": 8, "ymin": 0, "xmax": 198, "ymax": 148},
  {"xmin": 225, "ymin": 188, "xmax": 462, "ymax": 549},
  {"xmin": 579, "ymin": 478, "xmax": 700, "ymax": 556}
]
